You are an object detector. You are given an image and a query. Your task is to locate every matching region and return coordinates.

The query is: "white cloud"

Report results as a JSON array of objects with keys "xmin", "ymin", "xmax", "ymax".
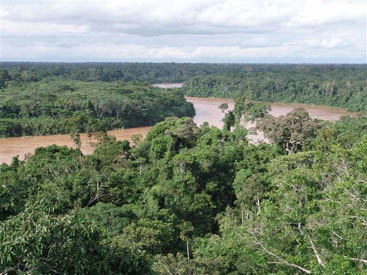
[
  {"xmin": 0, "ymin": 20, "xmax": 88, "ymax": 36},
  {"xmin": 286, "ymin": 0, "xmax": 366, "ymax": 28},
  {"xmin": 0, "ymin": 0, "xmax": 366, "ymax": 62}
]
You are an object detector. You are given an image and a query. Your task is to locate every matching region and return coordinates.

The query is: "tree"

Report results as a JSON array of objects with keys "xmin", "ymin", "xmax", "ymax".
[
  {"xmin": 218, "ymin": 103, "xmax": 235, "ymax": 131},
  {"xmin": 231, "ymin": 96, "xmax": 271, "ymax": 136},
  {"xmin": 63, "ymin": 111, "xmax": 103, "ymax": 152},
  {"xmin": 0, "ymin": 69, "xmax": 11, "ymax": 89},
  {"xmin": 0, "ymin": 206, "xmax": 152, "ymax": 274},
  {"xmin": 257, "ymin": 108, "xmax": 323, "ymax": 154}
]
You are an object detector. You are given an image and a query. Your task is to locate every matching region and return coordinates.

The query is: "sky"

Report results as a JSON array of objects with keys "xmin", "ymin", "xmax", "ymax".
[{"xmin": 0, "ymin": 0, "xmax": 366, "ymax": 63}]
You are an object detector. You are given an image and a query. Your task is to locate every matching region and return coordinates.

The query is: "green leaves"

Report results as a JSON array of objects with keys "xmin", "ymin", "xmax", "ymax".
[
  {"xmin": 257, "ymin": 108, "xmax": 323, "ymax": 154},
  {"xmin": 2, "ymin": 91, "xmax": 367, "ymax": 274},
  {"xmin": 0, "ymin": 80, "xmax": 195, "ymax": 137},
  {"xmin": 0, "ymin": 204, "xmax": 153, "ymax": 274}
]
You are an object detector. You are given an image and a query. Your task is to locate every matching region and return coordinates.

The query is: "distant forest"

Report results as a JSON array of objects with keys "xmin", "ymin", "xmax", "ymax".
[
  {"xmin": 0, "ymin": 64, "xmax": 196, "ymax": 137},
  {"xmin": 1, "ymin": 62, "xmax": 367, "ymax": 112},
  {"xmin": 182, "ymin": 65, "xmax": 367, "ymax": 112},
  {"xmin": 0, "ymin": 62, "xmax": 241, "ymax": 84}
]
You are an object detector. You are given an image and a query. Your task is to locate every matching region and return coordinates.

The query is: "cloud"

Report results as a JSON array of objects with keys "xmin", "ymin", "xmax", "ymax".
[
  {"xmin": 286, "ymin": 0, "xmax": 366, "ymax": 28},
  {"xmin": 0, "ymin": 0, "xmax": 366, "ymax": 62}
]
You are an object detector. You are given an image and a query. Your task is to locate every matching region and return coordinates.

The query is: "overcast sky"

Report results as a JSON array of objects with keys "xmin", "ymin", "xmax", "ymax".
[{"xmin": 0, "ymin": 0, "xmax": 366, "ymax": 63}]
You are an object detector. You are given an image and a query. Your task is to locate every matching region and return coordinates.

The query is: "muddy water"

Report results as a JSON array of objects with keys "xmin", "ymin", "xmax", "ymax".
[
  {"xmin": 152, "ymin": 83, "xmax": 184, "ymax": 88},
  {"xmin": 187, "ymin": 97, "xmax": 353, "ymax": 128},
  {"xmin": 0, "ymin": 97, "xmax": 353, "ymax": 164},
  {"xmin": 0, "ymin": 127, "xmax": 152, "ymax": 165},
  {"xmin": 187, "ymin": 97, "xmax": 353, "ymax": 143}
]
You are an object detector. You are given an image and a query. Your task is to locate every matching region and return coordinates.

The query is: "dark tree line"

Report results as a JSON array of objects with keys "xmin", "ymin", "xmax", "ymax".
[
  {"xmin": 183, "ymin": 64, "xmax": 367, "ymax": 111},
  {"xmin": 0, "ymin": 62, "xmax": 244, "ymax": 84},
  {"xmin": 2, "ymin": 63, "xmax": 366, "ymax": 111},
  {"xmin": 0, "ymin": 80, "xmax": 195, "ymax": 137}
]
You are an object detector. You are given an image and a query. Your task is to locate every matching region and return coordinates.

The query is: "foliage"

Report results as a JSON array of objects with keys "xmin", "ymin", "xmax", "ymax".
[
  {"xmin": 1, "ymin": 110, "xmax": 367, "ymax": 273},
  {"xmin": 0, "ymin": 80, "xmax": 194, "ymax": 137},
  {"xmin": 257, "ymin": 107, "xmax": 323, "ymax": 154},
  {"xmin": 0, "ymin": 62, "xmax": 240, "ymax": 84},
  {"xmin": 183, "ymin": 64, "xmax": 367, "ymax": 112},
  {"xmin": 0, "ymin": 206, "xmax": 152, "ymax": 274},
  {"xmin": 1, "ymin": 63, "xmax": 367, "ymax": 273}
]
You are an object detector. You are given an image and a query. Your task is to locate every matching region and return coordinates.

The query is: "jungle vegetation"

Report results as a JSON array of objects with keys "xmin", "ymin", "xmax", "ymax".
[
  {"xmin": 182, "ymin": 64, "xmax": 367, "ymax": 112},
  {"xmin": 0, "ymin": 80, "xmax": 194, "ymax": 137},
  {"xmin": 1, "ymin": 98, "xmax": 367, "ymax": 273},
  {"xmin": 0, "ymin": 62, "xmax": 240, "ymax": 84},
  {"xmin": 1, "ymin": 63, "xmax": 367, "ymax": 274},
  {"xmin": 2, "ymin": 62, "xmax": 366, "ymax": 111}
]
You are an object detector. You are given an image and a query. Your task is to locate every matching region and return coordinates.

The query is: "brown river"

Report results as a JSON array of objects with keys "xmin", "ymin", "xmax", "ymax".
[{"xmin": 0, "ymin": 83, "xmax": 353, "ymax": 164}]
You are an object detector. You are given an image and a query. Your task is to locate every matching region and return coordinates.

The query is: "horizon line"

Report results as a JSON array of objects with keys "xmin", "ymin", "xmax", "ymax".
[{"xmin": 0, "ymin": 61, "xmax": 366, "ymax": 65}]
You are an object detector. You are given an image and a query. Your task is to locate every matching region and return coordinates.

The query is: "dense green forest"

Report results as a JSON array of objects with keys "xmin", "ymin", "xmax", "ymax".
[
  {"xmin": 0, "ymin": 80, "xmax": 194, "ymax": 137},
  {"xmin": 182, "ymin": 64, "xmax": 367, "ymax": 111},
  {"xmin": 0, "ymin": 62, "xmax": 241, "ymax": 84},
  {"xmin": 1, "ymin": 63, "xmax": 367, "ymax": 273},
  {"xmin": 2, "ymin": 63, "xmax": 367, "ymax": 112},
  {"xmin": 2, "ymin": 94, "xmax": 367, "ymax": 273}
]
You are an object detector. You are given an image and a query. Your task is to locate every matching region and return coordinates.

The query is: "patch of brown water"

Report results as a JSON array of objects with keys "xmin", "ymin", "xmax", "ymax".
[
  {"xmin": 0, "ymin": 97, "xmax": 354, "ymax": 164},
  {"xmin": 187, "ymin": 97, "xmax": 353, "ymax": 143},
  {"xmin": 187, "ymin": 97, "xmax": 353, "ymax": 129},
  {"xmin": 0, "ymin": 127, "xmax": 152, "ymax": 164},
  {"xmin": 152, "ymin": 83, "xmax": 184, "ymax": 88}
]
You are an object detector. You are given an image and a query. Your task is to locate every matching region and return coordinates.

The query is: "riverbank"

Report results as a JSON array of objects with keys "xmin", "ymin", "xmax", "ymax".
[{"xmin": 0, "ymin": 97, "xmax": 353, "ymax": 164}]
